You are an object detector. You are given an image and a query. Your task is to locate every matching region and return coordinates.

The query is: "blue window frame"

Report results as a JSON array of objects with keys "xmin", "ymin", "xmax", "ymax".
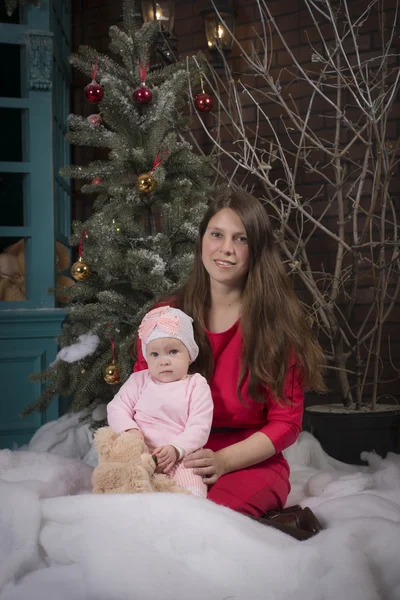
[
  {"xmin": 0, "ymin": 0, "xmax": 71, "ymax": 309},
  {"xmin": 0, "ymin": 1, "xmax": 71, "ymax": 448}
]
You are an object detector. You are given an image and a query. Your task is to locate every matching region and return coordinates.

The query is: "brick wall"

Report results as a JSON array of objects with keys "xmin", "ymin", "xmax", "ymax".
[
  {"xmin": 175, "ymin": 0, "xmax": 400, "ymax": 405},
  {"xmin": 70, "ymin": 0, "xmax": 400, "ymax": 405}
]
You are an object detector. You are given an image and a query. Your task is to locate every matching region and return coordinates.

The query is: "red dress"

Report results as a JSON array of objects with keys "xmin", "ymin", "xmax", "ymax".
[{"xmin": 134, "ymin": 320, "xmax": 304, "ymax": 518}]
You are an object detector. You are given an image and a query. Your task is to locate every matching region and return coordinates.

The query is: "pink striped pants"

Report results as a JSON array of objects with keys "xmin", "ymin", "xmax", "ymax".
[{"xmin": 168, "ymin": 462, "xmax": 207, "ymax": 498}]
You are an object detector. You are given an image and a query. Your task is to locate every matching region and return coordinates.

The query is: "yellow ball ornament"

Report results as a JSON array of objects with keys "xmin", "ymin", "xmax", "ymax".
[
  {"xmin": 136, "ymin": 171, "xmax": 156, "ymax": 194},
  {"xmin": 71, "ymin": 257, "xmax": 92, "ymax": 281},
  {"xmin": 103, "ymin": 361, "xmax": 120, "ymax": 385}
]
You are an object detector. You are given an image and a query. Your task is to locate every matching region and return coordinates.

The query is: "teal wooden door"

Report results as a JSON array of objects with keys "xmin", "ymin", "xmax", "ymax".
[{"xmin": 0, "ymin": 1, "xmax": 71, "ymax": 448}]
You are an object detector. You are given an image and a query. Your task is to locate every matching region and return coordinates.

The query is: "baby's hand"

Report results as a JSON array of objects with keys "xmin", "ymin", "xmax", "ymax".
[{"xmin": 152, "ymin": 445, "xmax": 178, "ymax": 474}]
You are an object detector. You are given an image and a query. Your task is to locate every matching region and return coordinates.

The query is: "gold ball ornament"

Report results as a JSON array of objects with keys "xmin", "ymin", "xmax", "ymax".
[
  {"xmin": 103, "ymin": 361, "xmax": 120, "ymax": 385},
  {"xmin": 71, "ymin": 257, "xmax": 92, "ymax": 281},
  {"xmin": 136, "ymin": 171, "xmax": 156, "ymax": 194}
]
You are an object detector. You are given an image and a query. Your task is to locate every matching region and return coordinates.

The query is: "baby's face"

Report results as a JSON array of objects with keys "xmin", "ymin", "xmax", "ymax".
[{"xmin": 146, "ymin": 338, "xmax": 190, "ymax": 383}]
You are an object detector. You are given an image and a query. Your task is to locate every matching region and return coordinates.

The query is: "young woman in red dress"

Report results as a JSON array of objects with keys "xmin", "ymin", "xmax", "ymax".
[{"xmin": 133, "ymin": 189, "xmax": 325, "ymax": 518}]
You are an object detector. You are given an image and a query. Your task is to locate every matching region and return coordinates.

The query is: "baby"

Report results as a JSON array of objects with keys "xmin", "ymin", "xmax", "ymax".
[{"xmin": 107, "ymin": 306, "xmax": 214, "ymax": 497}]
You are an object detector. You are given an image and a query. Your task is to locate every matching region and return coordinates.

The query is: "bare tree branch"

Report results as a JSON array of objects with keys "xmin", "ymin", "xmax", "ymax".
[{"xmin": 190, "ymin": 0, "xmax": 400, "ymax": 409}]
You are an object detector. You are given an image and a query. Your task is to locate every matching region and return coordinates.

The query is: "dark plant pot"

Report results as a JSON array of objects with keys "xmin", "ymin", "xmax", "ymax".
[{"xmin": 305, "ymin": 405, "xmax": 400, "ymax": 465}]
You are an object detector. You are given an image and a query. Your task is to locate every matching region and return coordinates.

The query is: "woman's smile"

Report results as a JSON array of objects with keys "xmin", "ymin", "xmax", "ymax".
[{"xmin": 214, "ymin": 259, "xmax": 236, "ymax": 268}]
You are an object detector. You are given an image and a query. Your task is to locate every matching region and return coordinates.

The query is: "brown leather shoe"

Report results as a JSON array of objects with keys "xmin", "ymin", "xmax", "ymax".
[
  {"xmin": 251, "ymin": 516, "xmax": 314, "ymax": 541},
  {"xmin": 297, "ymin": 507, "xmax": 322, "ymax": 535},
  {"xmin": 264, "ymin": 505, "xmax": 322, "ymax": 536}
]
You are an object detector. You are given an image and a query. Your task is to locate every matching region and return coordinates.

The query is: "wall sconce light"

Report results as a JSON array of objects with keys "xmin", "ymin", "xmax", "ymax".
[
  {"xmin": 140, "ymin": 1, "xmax": 178, "ymax": 65},
  {"xmin": 201, "ymin": 1, "xmax": 236, "ymax": 67}
]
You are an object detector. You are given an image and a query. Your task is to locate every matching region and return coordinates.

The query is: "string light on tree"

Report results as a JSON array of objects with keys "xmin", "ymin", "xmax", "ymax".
[
  {"xmin": 91, "ymin": 177, "xmax": 103, "ymax": 185},
  {"xmin": 133, "ymin": 61, "xmax": 152, "ymax": 104},
  {"xmin": 136, "ymin": 148, "xmax": 168, "ymax": 194},
  {"xmin": 84, "ymin": 59, "xmax": 104, "ymax": 104},
  {"xmin": 71, "ymin": 230, "xmax": 92, "ymax": 281},
  {"xmin": 112, "ymin": 219, "xmax": 121, "ymax": 233},
  {"xmin": 103, "ymin": 339, "xmax": 120, "ymax": 385}
]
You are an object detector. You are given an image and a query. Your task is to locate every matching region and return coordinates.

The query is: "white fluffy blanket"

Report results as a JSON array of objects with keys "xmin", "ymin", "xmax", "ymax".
[{"xmin": 1, "ymin": 413, "xmax": 399, "ymax": 600}]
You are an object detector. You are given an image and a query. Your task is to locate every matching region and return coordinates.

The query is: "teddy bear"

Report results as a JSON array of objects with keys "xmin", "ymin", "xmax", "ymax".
[
  {"xmin": 92, "ymin": 426, "xmax": 188, "ymax": 495},
  {"xmin": 0, "ymin": 239, "xmax": 74, "ymax": 303}
]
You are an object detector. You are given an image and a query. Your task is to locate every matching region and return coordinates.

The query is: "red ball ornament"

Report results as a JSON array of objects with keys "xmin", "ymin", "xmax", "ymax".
[
  {"xmin": 87, "ymin": 113, "xmax": 103, "ymax": 126},
  {"xmin": 194, "ymin": 93, "xmax": 214, "ymax": 113},
  {"xmin": 91, "ymin": 177, "xmax": 103, "ymax": 185},
  {"xmin": 84, "ymin": 80, "xmax": 104, "ymax": 104},
  {"xmin": 133, "ymin": 85, "xmax": 153, "ymax": 105}
]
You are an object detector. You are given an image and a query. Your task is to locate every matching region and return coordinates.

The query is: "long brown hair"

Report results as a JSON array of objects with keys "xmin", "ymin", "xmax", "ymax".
[{"xmin": 168, "ymin": 188, "xmax": 326, "ymax": 403}]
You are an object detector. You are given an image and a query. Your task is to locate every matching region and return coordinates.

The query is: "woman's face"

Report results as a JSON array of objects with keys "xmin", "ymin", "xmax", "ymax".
[{"xmin": 201, "ymin": 208, "xmax": 250, "ymax": 290}]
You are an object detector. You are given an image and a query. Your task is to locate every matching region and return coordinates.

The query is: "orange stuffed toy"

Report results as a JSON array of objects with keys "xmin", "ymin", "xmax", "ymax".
[{"xmin": 0, "ymin": 239, "xmax": 74, "ymax": 303}]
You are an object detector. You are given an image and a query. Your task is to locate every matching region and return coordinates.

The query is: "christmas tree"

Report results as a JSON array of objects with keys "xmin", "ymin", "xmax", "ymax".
[{"xmin": 25, "ymin": 0, "xmax": 211, "ymax": 422}]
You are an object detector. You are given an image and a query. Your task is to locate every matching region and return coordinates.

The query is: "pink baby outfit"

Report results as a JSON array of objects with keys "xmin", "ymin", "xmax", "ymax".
[{"xmin": 107, "ymin": 370, "xmax": 213, "ymax": 497}]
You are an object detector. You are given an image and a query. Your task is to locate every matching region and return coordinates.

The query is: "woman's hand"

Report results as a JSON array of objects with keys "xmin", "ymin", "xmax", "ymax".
[
  {"xmin": 183, "ymin": 448, "xmax": 226, "ymax": 485},
  {"xmin": 152, "ymin": 445, "xmax": 178, "ymax": 474}
]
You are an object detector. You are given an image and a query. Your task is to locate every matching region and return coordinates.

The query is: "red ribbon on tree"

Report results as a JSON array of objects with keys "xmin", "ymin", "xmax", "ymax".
[
  {"xmin": 152, "ymin": 149, "xmax": 169, "ymax": 173},
  {"xmin": 92, "ymin": 58, "xmax": 98, "ymax": 81},
  {"xmin": 111, "ymin": 338, "xmax": 117, "ymax": 362},
  {"xmin": 138, "ymin": 61, "xmax": 149, "ymax": 84},
  {"xmin": 78, "ymin": 230, "xmax": 88, "ymax": 258}
]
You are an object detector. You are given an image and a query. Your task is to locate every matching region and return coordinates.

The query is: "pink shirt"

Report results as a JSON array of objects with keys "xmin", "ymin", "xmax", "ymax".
[{"xmin": 107, "ymin": 371, "xmax": 213, "ymax": 455}]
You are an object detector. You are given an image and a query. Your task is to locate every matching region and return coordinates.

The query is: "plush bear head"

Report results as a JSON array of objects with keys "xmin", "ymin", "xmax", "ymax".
[{"xmin": 94, "ymin": 427, "xmax": 149, "ymax": 465}]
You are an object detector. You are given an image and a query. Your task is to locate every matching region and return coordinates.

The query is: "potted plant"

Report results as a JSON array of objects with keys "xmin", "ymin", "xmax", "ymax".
[{"xmin": 191, "ymin": 0, "xmax": 400, "ymax": 463}]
